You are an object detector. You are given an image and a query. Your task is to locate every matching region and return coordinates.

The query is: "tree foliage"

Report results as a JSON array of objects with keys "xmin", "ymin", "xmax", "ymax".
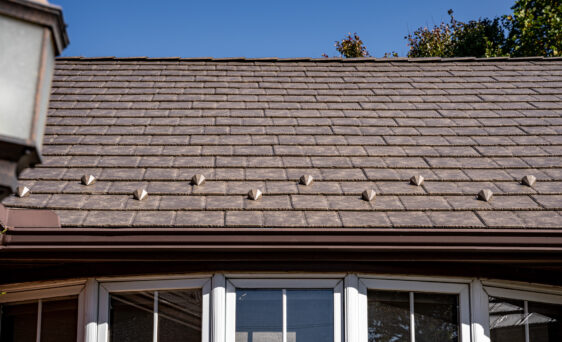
[
  {"xmin": 406, "ymin": 10, "xmax": 506, "ymax": 58},
  {"xmin": 334, "ymin": 33, "xmax": 370, "ymax": 58},
  {"xmin": 406, "ymin": 0, "xmax": 561, "ymax": 57},
  {"xmin": 504, "ymin": 0, "xmax": 562, "ymax": 56}
]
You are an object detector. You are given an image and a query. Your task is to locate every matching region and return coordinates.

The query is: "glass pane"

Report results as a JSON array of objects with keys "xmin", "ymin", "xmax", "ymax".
[
  {"xmin": 489, "ymin": 297, "xmax": 526, "ymax": 342},
  {"xmin": 367, "ymin": 290, "xmax": 410, "ymax": 342},
  {"xmin": 527, "ymin": 301, "xmax": 562, "ymax": 342},
  {"xmin": 41, "ymin": 298, "xmax": 78, "ymax": 342},
  {"xmin": 235, "ymin": 289, "xmax": 283, "ymax": 342},
  {"xmin": 110, "ymin": 291, "xmax": 154, "ymax": 342},
  {"xmin": 414, "ymin": 293, "xmax": 459, "ymax": 342},
  {"xmin": 158, "ymin": 289, "xmax": 203, "ymax": 342},
  {"xmin": 286, "ymin": 289, "xmax": 334, "ymax": 342},
  {"xmin": 0, "ymin": 302, "xmax": 37, "ymax": 342}
]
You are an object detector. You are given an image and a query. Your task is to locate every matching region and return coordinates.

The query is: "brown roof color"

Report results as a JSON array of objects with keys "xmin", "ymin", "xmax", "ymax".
[{"xmin": 2, "ymin": 57, "xmax": 562, "ymax": 229}]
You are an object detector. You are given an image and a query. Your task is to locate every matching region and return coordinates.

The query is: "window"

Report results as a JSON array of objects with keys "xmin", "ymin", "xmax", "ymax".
[
  {"xmin": 97, "ymin": 278, "xmax": 210, "ymax": 342},
  {"xmin": 358, "ymin": 278, "xmax": 470, "ymax": 342},
  {"xmin": 0, "ymin": 282, "xmax": 83, "ymax": 342},
  {"xmin": 225, "ymin": 278, "xmax": 343, "ymax": 342},
  {"xmin": 6, "ymin": 274, "xmax": 562, "ymax": 342},
  {"xmin": 485, "ymin": 286, "xmax": 562, "ymax": 342}
]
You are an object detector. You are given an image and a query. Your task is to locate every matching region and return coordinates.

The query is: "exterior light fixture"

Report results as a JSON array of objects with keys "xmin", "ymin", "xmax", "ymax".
[{"xmin": 0, "ymin": 0, "xmax": 68, "ymax": 199}]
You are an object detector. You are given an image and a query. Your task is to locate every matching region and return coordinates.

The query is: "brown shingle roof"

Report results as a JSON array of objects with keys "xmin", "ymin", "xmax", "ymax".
[{"xmin": 2, "ymin": 57, "xmax": 562, "ymax": 228}]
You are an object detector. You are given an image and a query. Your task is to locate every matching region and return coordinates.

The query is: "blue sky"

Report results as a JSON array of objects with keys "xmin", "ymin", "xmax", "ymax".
[{"xmin": 55, "ymin": 0, "xmax": 515, "ymax": 58}]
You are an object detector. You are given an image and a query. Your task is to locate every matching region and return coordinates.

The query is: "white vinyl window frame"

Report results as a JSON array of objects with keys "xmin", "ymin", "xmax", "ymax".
[
  {"xmin": 96, "ymin": 277, "xmax": 211, "ymax": 342},
  {"xmin": 357, "ymin": 277, "xmax": 471, "ymax": 342},
  {"xmin": 0, "ymin": 280, "xmax": 86, "ymax": 342},
  {"xmin": 482, "ymin": 284, "xmax": 562, "ymax": 342},
  {"xmin": 224, "ymin": 278, "xmax": 343, "ymax": 342}
]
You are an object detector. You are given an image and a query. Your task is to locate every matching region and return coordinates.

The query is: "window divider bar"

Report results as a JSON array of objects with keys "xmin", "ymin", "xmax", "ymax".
[
  {"xmin": 409, "ymin": 292, "xmax": 415, "ymax": 342},
  {"xmin": 282, "ymin": 289, "xmax": 287, "ymax": 342},
  {"xmin": 36, "ymin": 299, "xmax": 42, "ymax": 342},
  {"xmin": 523, "ymin": 300, "xmax": 530, "ymax": 342},
  {"xmin": 153, "ymin": 291, "xmax": 159, "ymax": 342}
]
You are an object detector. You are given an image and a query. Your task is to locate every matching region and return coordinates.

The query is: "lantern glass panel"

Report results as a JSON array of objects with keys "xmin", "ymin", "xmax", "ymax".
[{"xmin": 0, "ymin": 15, "xmax": 45, "ymax": 144}]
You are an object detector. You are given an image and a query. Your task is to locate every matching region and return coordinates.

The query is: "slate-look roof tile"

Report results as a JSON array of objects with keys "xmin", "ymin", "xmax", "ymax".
[{"xmin": 3, "ymin": 57, "xmax": 562, "ymax": 228}]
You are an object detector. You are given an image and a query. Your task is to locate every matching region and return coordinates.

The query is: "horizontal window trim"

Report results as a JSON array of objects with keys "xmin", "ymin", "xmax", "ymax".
[
  {"xmin": 228, "ymin": 278, "xmax": 342, "ymax": 289},
  {"xmin": 482, "ymin": 279, "xmax": 562, "ymax": 297},
  {"xmin": 358, "ymin": 273, "xmax": 473, "ymax": 284},
  {"xmin": 101, "ymin": 278, "xmax": 210, "ymax": 293},
  {"xmin": 0, "ymin": 279, "xmax": 86, "ymax": 294},
  {"xmin": 224, "ymin": 272, "xmax": 347, "ymax": 279},
  {"xmin": 359, "ymin": 278, "xmax": 469, "ymax": 294},
  {"xmin": 485, "ymin": 286, "xmax": 562, "ymax": 305},
  {"xmin": 95, "ymin": 273, "xmax": 213, "ymax": 283},
  {"xmin": 0, "ymin": 284, "xmax": 84, "ymax": 303}
]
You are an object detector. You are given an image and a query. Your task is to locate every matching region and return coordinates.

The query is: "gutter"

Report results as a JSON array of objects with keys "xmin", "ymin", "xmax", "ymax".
[{"xmin": 2, "ymin": 227, "xmax": 562, "ymax": 263}]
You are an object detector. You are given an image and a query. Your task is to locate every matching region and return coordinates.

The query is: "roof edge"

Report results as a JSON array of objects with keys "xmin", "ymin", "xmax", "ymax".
[{"xmin": 55, "ymin": 56, "xmax": 562, "ymax": 63}]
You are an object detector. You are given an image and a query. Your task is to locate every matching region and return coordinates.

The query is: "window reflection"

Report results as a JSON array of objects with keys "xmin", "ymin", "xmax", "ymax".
[
  {"xmin": 110, "ymin": 292, "xmax": 154, "ymax": 342},
  {"xmin": 414, "ymin": 293, "xmax": 458, "ymax": 342},
  {"xmin": 236, "ymin": 290, "xmax": 283, "ymax": 342},
  {"xmin": 367, "ymin": 290, "xmax": 459, "ymax": 342},
  {"xmin": 287, "ymin": 290, "xmax": 334, "ymax": 342},
  {"xmin": 235, "ymin": 289, "xmax": 334, "ymax": 342},
  {"xmin": 0, "ymin": 302, "xmax": 37, "ymax": 342},
  {"xmin": 368, "ymin": 290, "xmax": 410, "ymax": 342},
  {"xmin": 489, "ymin": 296, "xmax": 562, "ymax": 342},
  {"xmin": 158, "ymin": 290, "xmax": 203, "ymax": 342},
  {"xmin": 110, "ymin": 289, "xmax": 203, "ymax": 342}
]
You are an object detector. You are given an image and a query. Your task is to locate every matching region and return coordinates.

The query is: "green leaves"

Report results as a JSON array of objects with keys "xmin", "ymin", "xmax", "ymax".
[
  {"xmin": 334, "ymin": 33, "xmax": 370, "ymax": 58},
  {"xmin": 406, "ymin": 10, "xmax": 506, "ymax": 58},
  {"xmin": 506, "ymin": 0, "xmax": 562, "ymax": 56},
  {"xmin": 406, "ymin": 1, "xmax": 561, "ymax": 58}
]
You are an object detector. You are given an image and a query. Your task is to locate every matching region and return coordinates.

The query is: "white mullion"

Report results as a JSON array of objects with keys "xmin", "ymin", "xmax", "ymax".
[
  {"xmin": 215, "ymin": 275, "xmax": 228, "ymax": 342},
  {"xmin": 409, "ymin": 292, "xmax": 415, "ymax": 342},
  {"xmin": 36, "ymin": 299, "xmax": 42, "ymax": 342},
  {"xmin": 471, "ymin": 280, "xmax": 490, "ymax": 342},
  {"xmin": 524, "ymin": 300, "xmax": 530, "ymax": 342},
  {"xmin": 333, "ymin": 280, "xmax": 343, "ymax": 342},
  {"xmin": 344, "ymin": 275, "xmax": 358, "ymax": 342},
  {"xmin": 282, "ymin": 289, "xmax": 287, "ymax": 342},
  {"xmin": 153, "ymin": 291, "xmax": 159, "ymax": 342},
  {"xmin": 84, "ymin": 279, "xmax": 99, "ymax": 342}
]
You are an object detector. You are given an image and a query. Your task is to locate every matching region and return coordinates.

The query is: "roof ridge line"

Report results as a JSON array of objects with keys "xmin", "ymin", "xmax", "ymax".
[{"xmin": 55, "ymin": 56, "xmax": 562, "ymax": 62}]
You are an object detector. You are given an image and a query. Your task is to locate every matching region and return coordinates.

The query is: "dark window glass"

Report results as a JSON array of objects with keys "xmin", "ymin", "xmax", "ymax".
[
  {"xmin": 490, "ymin": 296, "xmax": 562, "ymax": 342},
  {"xmin": 367, "ymin": 290, "xmax": 410, "ymax": 342},
  {"xmin": 41, "ymin": 298, "xmax": 78, "ymax": 342},
  {"xmin": 158, "ymin": 289, "xmax": 202, "ymax": 342},
  {"xmin": 528, "ymin": 301, "xmax": 562, "ymax": 342},
  {"xmin": 414, "ymin": 293, "xmax": 459, "ymax": 342},
  {"xmin": 489, "ymin": 297, "xmax": 526, "ymax": 342},
  {"xmin": 0, "ymin": 303, "xmax": 37, "ymax": 342},
  {"xmin": 286, "ymin": 290, "xmax": 334, "ymax": 342},
  {"xmin": 235, "ymin": 290, "xmax": 283, "ymax": 342},
  {"xmin": 110, "ymin": 292, "xmax": 153, "ymax": 342}
]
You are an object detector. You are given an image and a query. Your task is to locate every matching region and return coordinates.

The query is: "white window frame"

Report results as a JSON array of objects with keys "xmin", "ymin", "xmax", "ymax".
[
  {"xmin": 482, "ymin": 283, "xmax": 562, "ymax": 342},
  {"xmin": 0, "ymin": 280, "xmax": 86, "ymax": 342},
  {"xmin": 96, "ymin": 277, "xmax": 211, "ymax": 342},
  {"xmin": 357, "ymin": 276, "xmax": 471, "ymax": 342},
  {"xmin": 224, "ymin": 277, "xmax": 343, "ymax": 342}
]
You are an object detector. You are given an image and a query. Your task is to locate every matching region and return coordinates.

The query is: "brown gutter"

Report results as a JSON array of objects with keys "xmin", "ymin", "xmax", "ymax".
[{"xmin": 3, "ymin": 227, "xmax": 562, "ymax": 261}]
